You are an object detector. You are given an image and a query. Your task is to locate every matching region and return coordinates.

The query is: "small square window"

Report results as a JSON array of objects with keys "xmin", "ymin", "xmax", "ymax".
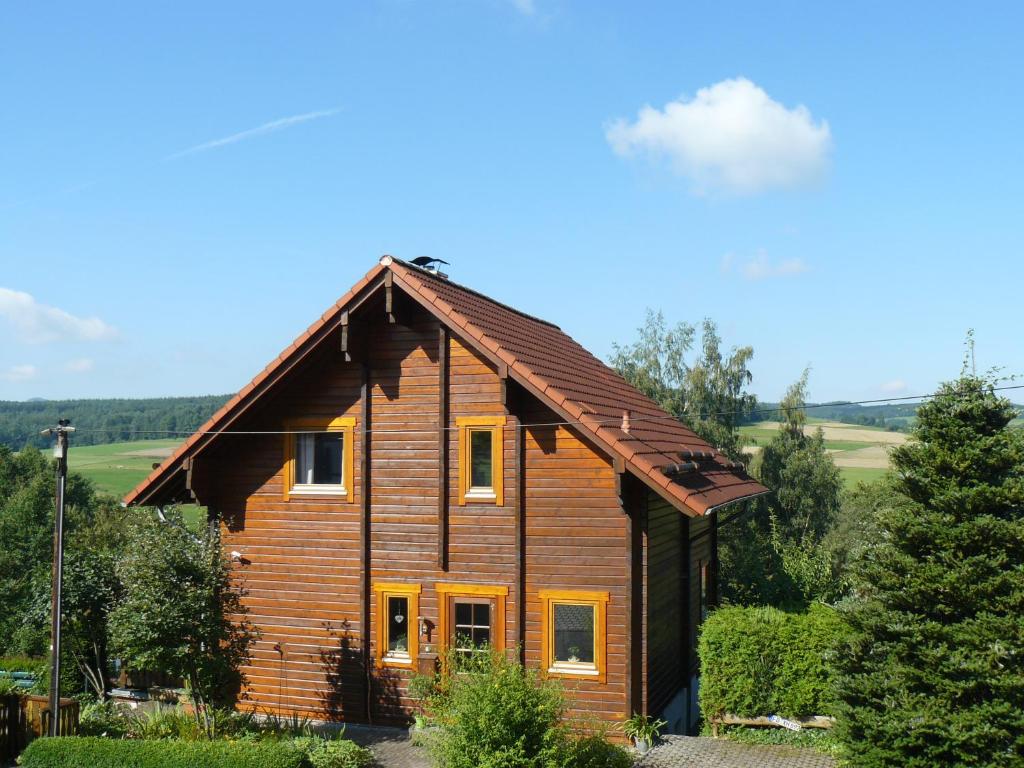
[
  {"xmin": 295, "ymin": 432, "xmax": 344, "ymax": 485},
  {"xmin": 282, "ymin": 417, "xmax": 355, "ymax": 501},
  {"xmin": 539, "ymin": 590, "xmax": 609, "ymax": 681},
  {"xmin": 552, "ymin": 603, "xmax": 595, "ymax": 665},
  {"xmin": 457, "ymin": 416, "xmax": 505, "ymax": 505},
  {"xmin": 436, "ymin": 583, "xmax": 508, "ymax": 659}
]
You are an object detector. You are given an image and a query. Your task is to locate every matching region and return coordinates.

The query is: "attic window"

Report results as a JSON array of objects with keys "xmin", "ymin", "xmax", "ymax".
[
  {"xmin": 457, "ymin": 416, "xmax": 505, "ymax": 505},
  {"xmin": 283, "ymin": 416, "xmax": 355, "ymax": 501}
]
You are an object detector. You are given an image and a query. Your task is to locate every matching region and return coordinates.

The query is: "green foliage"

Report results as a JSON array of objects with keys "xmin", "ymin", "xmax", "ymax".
[
  {"xmin": 701, "ymin": 723, "xmax": 841, "ymax": 756},
  {"xmin": 720, "ymin": 373, "xmax": 847, "ymax": 608},
  {"xmin": 622, "ymin": 712, "xmax": 666, "ymax": 743},
  {"xmin": 418, "ymin": 649, "xmax": 629, "ymax": 768},
  {"xmin": 698, "ymin": 604, "xmax": 846, "ymax": 720},
  {"xmin": 0, "ymin": 395, "xmax": 230, "ymax": 449},
  {"xmin": 78, "ymin": 699, "xmax": 138, "ymax": 738},
  {"xmin": 835, "ymin": 373, "xmax": 1024, "ymax": 767},
  {"xmin": 302, "ymin": 738, "xmax": 373, "ymax": 768},
  {"xmin": 109, "ymin": 510, "xmax": 258, "ymax": 735},
  {"xmin": 18, "ymin": 736, "xmax": 306, "ymax": 768},
  {"xmin": 611, "ymin": 312, "xmax": 756, "ymax": 460},
  {"xmin": 544, "ymin": 734, "xmax": 633, "ymax": 768}
]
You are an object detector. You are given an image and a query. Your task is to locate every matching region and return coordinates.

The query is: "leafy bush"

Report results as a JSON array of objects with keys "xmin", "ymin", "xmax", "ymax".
[
  {"xmin": 548, "ymin": 734, "xmax": 633, "ymax": 768},
  {"xmin": 18, "ymin": 736, "xmax": 307, "ymax": 768},
  {"xmin": 417, "ymin": 649, "xmax": 630, "ymax": 768},
  {"xmin": 302, "ymin": 738, "xmax": 372, "ymax": 768},
  {"xmin": 698, "ymin": 603, "xmax": 846, "ymax": 719},
  {"xmin": 78, "ymin": 699, "xmax": 140, "ymax": 738},
  {"xmin": 0, "ymin": 655, "xmax": 46, "ymax": 676}
]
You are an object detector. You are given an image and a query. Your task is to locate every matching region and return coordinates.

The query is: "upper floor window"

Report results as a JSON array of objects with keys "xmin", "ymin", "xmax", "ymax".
[
  {"xmin": 282, "ymin": 416, "xmax": 355, "ymax": 501},
  {"xmin": 456, "ymin": 416, "xmax": 505, "ymax": 505}
]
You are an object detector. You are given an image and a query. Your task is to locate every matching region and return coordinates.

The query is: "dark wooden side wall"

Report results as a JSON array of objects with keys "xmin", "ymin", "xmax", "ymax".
[
  {"xmin": 644, "ymin": 491, "xmax": 717, "ymax": 723},
  {"xmin": 205, "ymin": 306, "xmax": 632, "ymax": 729},
  {"xmin": 646, "ymin": 494, "xmax": 684, "ymax": 716}
]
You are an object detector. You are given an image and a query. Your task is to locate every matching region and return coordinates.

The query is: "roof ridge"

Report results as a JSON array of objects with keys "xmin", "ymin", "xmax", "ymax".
[{"xmin": 389, "ymin": 257, "xmax": 562, "ymax": 331}]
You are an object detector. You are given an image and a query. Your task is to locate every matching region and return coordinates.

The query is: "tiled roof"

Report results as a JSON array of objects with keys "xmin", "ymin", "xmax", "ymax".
[
  {"xmin": 387, "ymin": 258, "xmax": 767, "ymax": 515},
  {"xmin": 125, "ymin": 257, "xmax": 767, "ymax": 515}
]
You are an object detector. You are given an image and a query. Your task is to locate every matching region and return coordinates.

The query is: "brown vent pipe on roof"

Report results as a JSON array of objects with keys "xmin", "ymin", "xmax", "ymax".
[{"xmin": 621, "ymin": 410, "xmax": 631, "ymax": 434}]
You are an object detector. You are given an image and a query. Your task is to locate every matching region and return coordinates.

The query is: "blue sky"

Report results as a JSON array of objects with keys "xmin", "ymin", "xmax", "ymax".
[{"xmin": 2, "ymin": 1, "xmax": 1021, "ymax": 404}]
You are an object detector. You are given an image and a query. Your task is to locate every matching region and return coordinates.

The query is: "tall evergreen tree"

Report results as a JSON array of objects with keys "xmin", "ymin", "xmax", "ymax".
[{"xmin": 835, "ymin": 374, "xmax": 1024, "ymax": 766}]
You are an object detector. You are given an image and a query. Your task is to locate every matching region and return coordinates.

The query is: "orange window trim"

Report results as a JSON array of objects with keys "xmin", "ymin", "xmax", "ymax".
[
  {"xmin": 456, "ymin": 415, "xmax": 505, "ymax": 506},
  {"xmin": 373, "ymin": 582, "xmax": 421, "ymax": 669},
  {"xmin": 538, "ymin": 589, "xmax": 610, "ymax": 684},
  {"xmin": 435, "ymin": 583, "xmax": 508, "ymax": 656},
  {"xmin": 281, "ymin": 416, "xmax": 355, "ymax": 502}
]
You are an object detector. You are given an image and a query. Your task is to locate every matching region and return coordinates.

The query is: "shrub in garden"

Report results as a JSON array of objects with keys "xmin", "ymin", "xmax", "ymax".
[
  {"xmin": 698, "ymin": 603, "xmax": 846, "ymax": 720},
  {"xmin": 416, "ymin": 649, "xmax": 630, "ymax": 768},
  {"xmin": 301, "ymin": 738, "xmax": 373, "ymax": 768},
  {"xmin": 18, "ymin": 736, "xmax": 307, "ymax": 768}
]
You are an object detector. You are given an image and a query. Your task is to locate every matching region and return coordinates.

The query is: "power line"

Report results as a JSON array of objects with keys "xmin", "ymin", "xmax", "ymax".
[{"xmin": 45, "ymin": 383, "xmax": 1024, "ymax": 440}]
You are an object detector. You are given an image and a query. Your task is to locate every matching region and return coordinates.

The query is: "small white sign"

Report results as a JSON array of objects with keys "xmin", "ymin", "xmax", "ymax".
[{"xmin": 768, "ymin": 715, "xmax": 802, "ymax": 731}]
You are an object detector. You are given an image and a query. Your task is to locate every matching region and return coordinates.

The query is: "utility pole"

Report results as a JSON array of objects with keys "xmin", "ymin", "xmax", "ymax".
[{"xmin": 41, "ymin": 419, "xmax": 73, "ymax": 737}]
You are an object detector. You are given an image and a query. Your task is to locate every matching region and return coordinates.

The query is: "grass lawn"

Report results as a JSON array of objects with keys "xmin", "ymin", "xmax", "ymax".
[
  {"xmin": 68, "ymin": 439, "xmax": 183, "ymax": 497},
  {"xmin": 839, "ymin": 466, "xmax": 890, "ymax": 487},
  {"xmin": 68, "ymin": 438, "xmax": 206, "ymax": 530}
]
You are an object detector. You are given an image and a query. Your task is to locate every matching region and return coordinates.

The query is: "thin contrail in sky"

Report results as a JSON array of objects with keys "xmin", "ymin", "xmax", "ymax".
[{"xmin": 164, "ymin": 108, "xmax": 341, "ymax": 160}]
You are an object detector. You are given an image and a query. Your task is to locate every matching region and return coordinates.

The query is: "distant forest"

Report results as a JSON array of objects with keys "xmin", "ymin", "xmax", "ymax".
[
  {"xmin": 1, "ymin": 394, "xmax": 1018, "ymax": 450},
  {"xmin": 748, "ymin": 401, "xmax": 923, "ymax": 431},
  {"xmin": 0, "ymin": 395, "xmax": 231, "ymax": 449}
]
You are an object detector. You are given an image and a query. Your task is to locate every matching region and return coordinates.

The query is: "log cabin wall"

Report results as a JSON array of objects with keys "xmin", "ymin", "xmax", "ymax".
[
  {"xmin": 209, "ymin": 337, "xmax": 366, "ymax": 720},
  {"xmin": 206, "ymin": 304, "xmax": 633, "ymax": 731},
  {"xmin": 521, "ymin": 399, "xmax": 631, "ymax": 728}
]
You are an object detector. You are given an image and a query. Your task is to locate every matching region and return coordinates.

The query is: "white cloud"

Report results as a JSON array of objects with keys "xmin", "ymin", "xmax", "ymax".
[
  {"xmin": 721, "ymin": 249, "xmax": 808, "ymax": 281},
  {"xmin": 880, "ymin": 379, "xmax": 908, "ymax": 394},
  {"xmin": 1, "ymin": 364, "xmax": 38, "ymax": 382},
  {"xmin": 509, "ymin": 0, "xmax": 535, "ymax": 13},
  {"xmin": 606, "ymin": 78, "xmax": 832, "ymax": 194},
  {"xmin": 165, "ymin": 109, "xmax": 341, "ymax": 160},
  {"xmin": 65, "ymin": 358, "xmax": 95, "ymax": 373},
  {"xmin": 0, "ymin": 288, "xmax": 118, "ymax": 344}
]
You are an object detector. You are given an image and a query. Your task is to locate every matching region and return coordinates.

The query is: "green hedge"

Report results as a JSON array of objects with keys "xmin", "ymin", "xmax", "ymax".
[
  {"xmin": 698, "ymin": 604, "xmax": 846, "ymax": 719},
  {"xmin": 19, "ymin": 737, "xmax": 307, "ymax": 768}
]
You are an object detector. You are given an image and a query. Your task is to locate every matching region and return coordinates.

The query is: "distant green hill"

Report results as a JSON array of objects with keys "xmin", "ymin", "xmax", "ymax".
[{"xmin": 0, "ymin": 395, "xmax": 230, "ymax": 449}]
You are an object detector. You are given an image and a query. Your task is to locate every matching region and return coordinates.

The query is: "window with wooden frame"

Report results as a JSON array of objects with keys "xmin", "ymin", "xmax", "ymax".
[
  {"xmin": 373, "ymin": 583, "xmax": 421, "ymax": 669},
  {"xmin": 539, "ymin": 589, "xmax": 609, "ymax": 682},
  {"xmin": 282, "ymin": 416, "xmax": 355, "ymax": 501},
  {"xmin": 456, "ymin": 416, "xmax": 505, "ymax": 505},
  {"xmin": 436, "ymin": 583, "xmax": 507, "ymax": 658}
]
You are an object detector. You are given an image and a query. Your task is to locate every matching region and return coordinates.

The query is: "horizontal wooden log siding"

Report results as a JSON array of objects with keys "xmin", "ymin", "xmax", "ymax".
[
  {"xmin": 646, "ymin": 493, "xmax": 685, "ymax": 716},
  {"xmin": 207, "ymin": 306, "xmax": 639, "ymax": 731},
  {"xmin": 214, "ymin": 334, "xmax": 366, "ymax": 721},
  {"xmin": 522, "ymin": 400, "xmax": 629, "ymax": 728}
]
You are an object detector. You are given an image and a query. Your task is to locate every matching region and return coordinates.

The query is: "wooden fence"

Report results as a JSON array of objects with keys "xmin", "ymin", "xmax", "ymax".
[{"xmin": 0, "ymin": 695, "xmax": 79, "ymax": 762}]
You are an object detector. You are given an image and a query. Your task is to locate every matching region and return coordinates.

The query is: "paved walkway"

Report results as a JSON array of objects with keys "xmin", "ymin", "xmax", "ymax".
[
  {"xmin": 342, "ymin": 724, "xmax": 432, "ymax": 768},
  {"xmin": 637, "ymin": 735, "xmax": 836, "ymax": 768}
]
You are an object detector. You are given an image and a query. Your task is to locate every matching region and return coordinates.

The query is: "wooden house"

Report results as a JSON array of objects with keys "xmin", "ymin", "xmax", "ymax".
[{"xmin": 125, "ymin": 256, "xmax": 767, "ymax": 733}]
